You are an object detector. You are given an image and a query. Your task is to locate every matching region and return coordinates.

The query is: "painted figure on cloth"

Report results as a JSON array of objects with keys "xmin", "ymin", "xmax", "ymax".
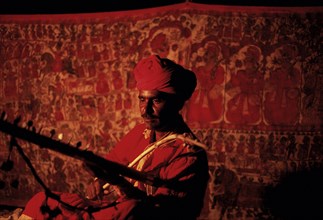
[
  {"xmin": 264, "ymin": 44, "xmax": 301, "ymax": 126},
  {"xmin": 186, "ymin": 41, "xmax": 225, "ymax": 127},
  {"xmin": 225, "ymin": 45, "xmax": 264, "ymax": 125},
  {"xmin": 19, "ymin": 55, "xmax": 209, "ymax": 220}
]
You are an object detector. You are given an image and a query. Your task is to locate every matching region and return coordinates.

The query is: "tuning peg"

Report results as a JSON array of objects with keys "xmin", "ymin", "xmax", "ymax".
[
  {"xmin": 50, "ymin": 129, "xmax": 56, "ymax": 138},
  {"xmin": 0, "ymin": 112, "xmax": 6, "ymax": 120},
  {"xmin": 83, "ymin": 143, "xmax": 90, "ymax": 151},
  {"xmin": 76, "ymin": 141, "xmax": 82, "ymax": 148},
  {"xmin": 26, "ymin": 120, "xmax": 33, "ymax": 129},
  {"xmin": 58, "ymin": 133, "xmax": 63, "ymax": 141},
  {"xmin": 13, "ymin": 116, "xmax": 22, "ymax": 125}
]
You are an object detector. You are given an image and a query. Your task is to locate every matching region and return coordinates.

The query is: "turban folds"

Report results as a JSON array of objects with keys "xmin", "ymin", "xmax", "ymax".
[{"xmin": 133, "ymin": 55, "xmax": 197, "ymax": 101}]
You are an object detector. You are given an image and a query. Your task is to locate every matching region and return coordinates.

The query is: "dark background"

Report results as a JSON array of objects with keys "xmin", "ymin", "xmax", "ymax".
[{"xmin": 1, "ymin": 0, "xmax": 322, "ymax": 14}]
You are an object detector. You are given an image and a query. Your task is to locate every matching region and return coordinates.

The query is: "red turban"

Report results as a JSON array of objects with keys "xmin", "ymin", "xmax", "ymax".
[{"xmin": 133, "ymin": 55, "xmax": 196, "ymax": 101}]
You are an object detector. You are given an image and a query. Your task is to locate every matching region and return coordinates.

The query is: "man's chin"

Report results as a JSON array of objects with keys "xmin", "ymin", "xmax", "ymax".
[
  {"xmin": 144, "ymin": 124, "xmax": 156, "ymax": 130},
  {"xmin": 144, "ymin": 121, "xmax": 160, "ymax": 130}
]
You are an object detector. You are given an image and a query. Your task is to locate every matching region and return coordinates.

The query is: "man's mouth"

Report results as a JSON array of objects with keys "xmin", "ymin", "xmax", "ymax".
[
  {"xmin": 142, "ymin": 116, "xmax": 157, "ymax": 123},
  {"xmin": 143, "ymin": 117, "xmax": 154, "ymax": 122}
]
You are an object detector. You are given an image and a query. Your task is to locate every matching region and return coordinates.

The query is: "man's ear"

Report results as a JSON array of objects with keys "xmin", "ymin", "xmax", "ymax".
[
  {"xmin": 174, "ymin": 97, "xmax": 186, "ymax": 111},
  {"xmin": 165, "ymin": 93, "xmax": 185, "ymax": 112}
]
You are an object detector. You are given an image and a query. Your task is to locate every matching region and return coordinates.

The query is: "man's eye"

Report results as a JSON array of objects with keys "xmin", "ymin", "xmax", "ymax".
[{"xmin": 153, "ymin": 98, "xmax": 162, "ymax": 104}]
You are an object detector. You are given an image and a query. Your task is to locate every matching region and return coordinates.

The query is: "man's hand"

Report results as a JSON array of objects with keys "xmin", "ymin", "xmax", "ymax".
[
  {"xmin": 83, "ymin": 162, "xmax": 146, "ymax": 199},
  {"xmin": 85, "ymin": 178, "xmax": 103, "ymax": 200},
  {"xmin": 83, "ymin": 162, "xmax": 124, "ymax": 185}
]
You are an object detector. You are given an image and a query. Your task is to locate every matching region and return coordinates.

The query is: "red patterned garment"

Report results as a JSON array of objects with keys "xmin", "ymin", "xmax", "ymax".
[{"xmin": 21, "ymin": 121, "xmax": 209, "ymax": 220}]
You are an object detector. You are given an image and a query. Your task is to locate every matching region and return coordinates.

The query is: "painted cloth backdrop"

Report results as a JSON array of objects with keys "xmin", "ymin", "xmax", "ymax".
[{"xmin": 0, "ymin": 3, "xmax": 322, "ymax": 219}]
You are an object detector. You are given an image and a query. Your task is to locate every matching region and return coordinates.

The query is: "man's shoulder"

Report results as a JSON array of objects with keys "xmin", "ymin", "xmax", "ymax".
[
  {"xmin": 131, "ymin": 123, "xmax": 146, "ymax": 131},
  {"xmin": 162, "ymin": 132, "xmax": 208, "ymax": 152},
  {"xmin": 123, "ymin": 123, "xmax": 147, "ymax": 138}
]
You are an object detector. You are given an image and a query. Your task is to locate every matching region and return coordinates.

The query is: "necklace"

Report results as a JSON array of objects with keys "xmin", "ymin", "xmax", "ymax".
[{"xmin": 129, "ymin": 131, "xmax": 174, "ymax": 168}]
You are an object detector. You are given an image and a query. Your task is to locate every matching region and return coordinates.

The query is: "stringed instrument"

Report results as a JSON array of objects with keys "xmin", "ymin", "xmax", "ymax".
[{"xmin": 0, "ymin": 113, "xmax": 166, "ymax": 191}]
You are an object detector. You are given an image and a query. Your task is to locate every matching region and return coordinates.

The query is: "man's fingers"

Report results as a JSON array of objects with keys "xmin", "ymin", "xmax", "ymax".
[{"xmin": 85, "ymin": 178, "xmax": 101, "ymax": 200}]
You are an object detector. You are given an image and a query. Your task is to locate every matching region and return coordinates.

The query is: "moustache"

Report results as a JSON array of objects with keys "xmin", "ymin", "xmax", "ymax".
[{"xmin": 141, "ymin": 114, "xmax": 157, "ymax": 119}]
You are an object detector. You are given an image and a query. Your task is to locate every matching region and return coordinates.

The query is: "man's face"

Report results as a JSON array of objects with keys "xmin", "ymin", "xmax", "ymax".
[{"xmin": 138, "ymin": 90, "xmax": 178, "ymax": 131}]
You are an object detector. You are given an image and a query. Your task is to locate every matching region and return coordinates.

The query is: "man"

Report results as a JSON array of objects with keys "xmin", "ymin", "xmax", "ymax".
[{"xmin": 19, "ymin": 55, "xmax": 209, "ymax": 220}]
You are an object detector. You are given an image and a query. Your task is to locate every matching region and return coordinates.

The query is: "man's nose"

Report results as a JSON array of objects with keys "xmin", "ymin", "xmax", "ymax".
[{"xmin": 142, "ymin": 100, "xmax": 153, "ymax": 115}]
